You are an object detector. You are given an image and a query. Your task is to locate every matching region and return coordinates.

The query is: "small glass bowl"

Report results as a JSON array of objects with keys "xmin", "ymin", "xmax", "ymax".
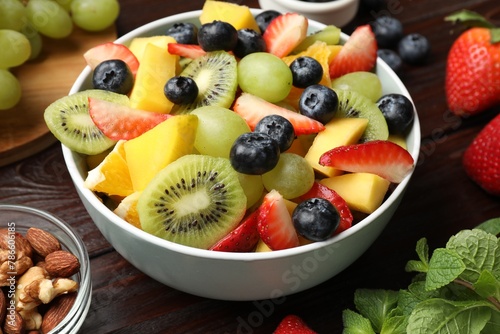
[{"xmin": 0, "ymin": 204, "xmax": 91, "ymax": 334}]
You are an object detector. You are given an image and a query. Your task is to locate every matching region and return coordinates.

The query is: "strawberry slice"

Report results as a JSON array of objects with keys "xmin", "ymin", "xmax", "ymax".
[
  {"xmin": 274, "ymin": 315, "xmax": 317, "ymax": 334},
  {"xmin": 83, "ymin": 42, "xmax": 140, "ymax": 76},
  {"xmin": 88, "ymin": 98, "xmax": 171, "ymax": 140},
  {"xmin": 298, "ymin": 181, "xmax": 353, "ymax": 235},
  {"xmin": 263, "ymin": 13, "xmax": 308, "ymax": 58},
  {"xmin": 329, "ymin": 24, "xmax": 377, "ymax": 79},
  {"xmin": 319, "ymin": 140, "xmax": 414, "ymax": 183},
  {"xmin": 233, "ymin": 93, "xmax": 325, "ymax": 136},
  {"xmin": 167, "ymin": 43, "xmax": 207, "ymax": 58},
  {"xmin": 257, "ymin": 190, "xmax": 300, "ymax": 251},
  {"xmin": 210, "ymin": 210, "xmax": 260, "ymax": 252}
]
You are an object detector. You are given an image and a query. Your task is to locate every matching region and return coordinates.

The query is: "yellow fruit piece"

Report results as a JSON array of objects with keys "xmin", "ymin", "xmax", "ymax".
[
  {"xmin": 255, "ymin": 238, "xmax": 272, "ymax": 252},
  {"xmin": 129, "ymin": 42, "xmax": 178, "ymax": 113},
  {"xmin": 388, "ymin": 134, "xmax": 407, "ymax": 149},
  {"xmin": 320, "ymin": 173, "xmax": 390, "ymax": 214},
  {"xmin": 305, "ymin": 117, "xmax": 368, "ymax": 177},
  {"xmin": 84, "ymin": 141, "xmax": 134, "ymax": 197},
  {"xmin": 114, "ymin": 191, "xmax": 142, "ymax": 229},
  {"xmin": 86, "ymin": 148, "xmax": 112, "ymax": 170},
  {"xmin": 128, "ymin": 35, "xmax": 175, "ymax": 62},
  {"xmin": 200, "ymin": 0, "xmax": 260, "ymax": 32},
  {"xmin": 124, "ymin": 114, "xmax": 198, "ymax": 191},
  {"xmin": 327, "ymin": 45, "xmax": 342, "ymax": 64}
]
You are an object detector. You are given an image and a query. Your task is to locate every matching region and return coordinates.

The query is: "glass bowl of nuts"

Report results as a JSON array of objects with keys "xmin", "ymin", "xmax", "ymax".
[{"xmin": 0, "ymin": 204, "xmax": 91, "ymax": 334}]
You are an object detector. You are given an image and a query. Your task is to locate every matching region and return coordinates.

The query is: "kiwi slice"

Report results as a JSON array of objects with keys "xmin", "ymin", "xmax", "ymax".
[
  {"xmin": 293, "ymin": 26, "xmax": 341, "ymax": 53},
  {"xmin": 335, "ymin": 89, "xmax": 389, "ymax": 142},
  {"xmin": 137, "ymin": 154, "xmax": 247, "ymax": 249},
  {"xmin": 44, "ymin": 89, "xmax": 129, "ymax": 155},
  {"xmin": 172, "ymin": 51, "xmax": 238, "ymax": 115}
]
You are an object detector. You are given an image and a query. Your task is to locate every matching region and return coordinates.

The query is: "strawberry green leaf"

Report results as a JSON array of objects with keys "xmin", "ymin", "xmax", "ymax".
[
  {"xmin": 446, "ymin": 229, "xmax": 500, "ymax": 284},
  {"xmin": 425, "ymin": 248, "xmax": 466, "ymax": 291},
  {"xmin": 342, "ymin": 309, "xmax": 376, "ymax": 334},
  {"xmin": 474, "ymin": 270, "xmax": 500, "ymax": 301},
  {"xmin": 475, "ymin": 218, "xmax": 500, "ymax": 237},
  {"xmin": 445, "ymin": 10, "xmax": 495, "ymax": 29},
  {"xmin": 354, "ymin": 289, "xmax": 399, "ymax": 333},
  {"xmin": 491, "ymin": 28, "xmax": 500, "ymax": 44},
  {"xmin": 407, "ymin": 299, "xmax": 493, "ymax": 334}
]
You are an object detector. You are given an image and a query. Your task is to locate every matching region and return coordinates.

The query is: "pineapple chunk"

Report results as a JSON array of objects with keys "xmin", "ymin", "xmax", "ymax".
[
  {"xmin": 200, "ymin": 0, "xmax": 260, "ymax": 32},
  {"xmin": 320, "ymin": 173, "xmax": 390, "ymax": 214},
  {"xmin": 124, "ymin": 114, "xmax": 198, "ymax": 191},
  {"xmin": 128, "ymin": 35, "xmax": 175, "ymax": 61},
  {"xmin": 388, "ymin": 134, "xmax": 408, "ymax": 149},
  {"xmin": 305, "ymin": 117, "xmax": 368, "ymax": 177},
  {"xmin": 129, "ymin": 42, "xmax": 178, "ymax": 113}
]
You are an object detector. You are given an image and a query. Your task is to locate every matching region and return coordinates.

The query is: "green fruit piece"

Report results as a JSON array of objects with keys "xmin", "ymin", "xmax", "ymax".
[
  {"xmin": 331, "ymin": 71, "xmax": 383, "ymax": 102},
  {"xmin": 172, "ymin": 51, "xmax": 238, "ymax": 114},
  {"xmin": 44, "ymin": 89, "xmax": 129, "ymax": 155},
  {"xmin": 237, "ymin": 172, "xmax": 264, "ymax": 209},
  {"xmin": 137, "ymin": 154, "xmax": 247, "ymax": 249},
  {"xmin": 335, "ymin": 90, "xmax": 389, "ymax": 142},
  {"xmin": 293, "ymin": 25, "xmax": 341, "ymax": 53}
]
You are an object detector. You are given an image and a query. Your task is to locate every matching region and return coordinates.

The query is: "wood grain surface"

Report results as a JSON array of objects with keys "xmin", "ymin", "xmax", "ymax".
[{"xmin": 1, "ymin": 0, "xmax": 499, "ymax": 333}]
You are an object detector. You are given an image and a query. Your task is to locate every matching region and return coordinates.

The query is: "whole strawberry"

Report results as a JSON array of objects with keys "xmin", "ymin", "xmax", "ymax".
[
  {"xmin": 274, "ymin": 315, "xmax": 317, "ymax": 334},
  {"xmin": 445, "ymin": 10, "xmax": 500, "ymax": 116},
  {"xmin": 463, "ymin": 113, "xmax": 500, "ymax": 196}
]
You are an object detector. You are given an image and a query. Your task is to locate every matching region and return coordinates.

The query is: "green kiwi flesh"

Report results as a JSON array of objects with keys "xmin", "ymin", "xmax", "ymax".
[
  {"xmin": 172, "ymin": 51, "xmax": 238, "ymax": 115},
  {"xmin": 335, "ymin": 89, "xmax": 389, "ymax": 142},
  {"xmin": 137, "ymin": 154, "xmax": 247, "ymax": 249},
  {"xmin": 44, "ymin": 89, "xmax": 129, "ymax": 155}
]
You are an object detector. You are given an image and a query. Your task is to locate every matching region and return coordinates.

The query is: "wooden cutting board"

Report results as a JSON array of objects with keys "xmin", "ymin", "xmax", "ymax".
[{"xmin": 0, "ymin": 26, "xmax": 116, "ymax": 167}]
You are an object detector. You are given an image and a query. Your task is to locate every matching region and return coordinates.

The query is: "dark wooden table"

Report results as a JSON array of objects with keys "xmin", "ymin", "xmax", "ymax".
[{"xmin": 2, "ymin": 0, "xmax": 499, "ymax": 332}]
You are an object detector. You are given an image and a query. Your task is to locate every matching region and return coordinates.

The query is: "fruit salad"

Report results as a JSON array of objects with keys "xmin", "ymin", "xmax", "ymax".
[{"xmin": 44, "ymin": 1, "xmax": 416, "ymax": 252}]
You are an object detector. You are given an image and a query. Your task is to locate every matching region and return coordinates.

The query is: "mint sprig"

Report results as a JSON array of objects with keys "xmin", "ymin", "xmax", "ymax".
[{"xmin": 343, "ymin": 218, "xmax": 500, "ymax": 334}]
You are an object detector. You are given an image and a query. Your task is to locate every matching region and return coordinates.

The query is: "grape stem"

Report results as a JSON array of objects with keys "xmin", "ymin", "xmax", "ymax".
[{"xmin": 453, "ymin": 278, "xmax": 500, "ymax": 311}]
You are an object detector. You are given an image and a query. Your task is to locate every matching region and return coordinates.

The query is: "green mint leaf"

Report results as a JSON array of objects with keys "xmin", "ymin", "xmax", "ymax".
[
  {"xmin": 481, "ymin": 308, "xmax": 500, "ymax": 334},
  {"xmin": 354, "ymin": 289, "xmax": 399, "ymax": 333},
  {"xmin": 446, "ymin": 229, "xmax": 500, "ymax": 283},
  {"xmin": 342, "ymin": 309, "xmax": 376, "ymax": 334},
  {"xmin": 444, "ymin": 9, "xmax": 495, "ymax": 28},
  {"xmin": 405, "ymin": 260, "xmax": 428, "ymax": 273},
  {"xmin": 475, "ymin": 218, "xmax": 500, "ymax": 236},
  {"xmin": 380, "ymin": 314, "xmax": 408, "ymax": 334},
  {"xmin": 405, "ymin": 238, "xmax": 430, "ymax": 273},
  {"xmin": 407, "ymin": 299, "xmax": 493, "ymax": 334},
  {"xmin": 426, "ymin": 248, "xmax": 466, "ymax": 291},
  {"xmin": 474, "ymin": 270, "xmax": 500, "ymax": 301}
]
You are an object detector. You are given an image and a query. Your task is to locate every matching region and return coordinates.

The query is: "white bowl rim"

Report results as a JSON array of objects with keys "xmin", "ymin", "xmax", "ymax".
[
  {"xmin": 65, "ymin": 9, "xmax": 421, "ymax": 263},
  {"xmin": 259, "ymin": 0, "xmax": 359, "ymax": 12}
]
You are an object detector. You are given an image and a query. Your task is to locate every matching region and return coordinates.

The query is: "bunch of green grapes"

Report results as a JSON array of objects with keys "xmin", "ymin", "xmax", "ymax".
[{"xmin": 0, "ymin": 0, "xmax": 120, "ymax": 110}]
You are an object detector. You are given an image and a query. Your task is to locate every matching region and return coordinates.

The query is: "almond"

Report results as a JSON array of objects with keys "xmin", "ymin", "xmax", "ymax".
[
  {"xmin": 3, "ymin": 310, "xmax": 25, "ymax": 334},
  {"xmin": 41, "ymin": 293, "xmax": 77, "ymax": 334},
  {"xmin": 0, "ymin": 229, "xmax": 33, "ymax": 259},
  {"xmin": 44, "ymin": 251, "xmax": 80, "ymax": 278},
  {"xmin": 0, "ymin": 289, "xmax": 6, "ymax": 325},
  {"xmin": 26, "ymin": 228, "xmax": 61, "ymax": 258}
]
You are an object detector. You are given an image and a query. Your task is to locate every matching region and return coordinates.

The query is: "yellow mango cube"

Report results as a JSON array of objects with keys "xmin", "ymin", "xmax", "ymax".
[
  {"xmin": 129, "ymin": 42, "xmax": 178, "ymax": 113},
  {"xmin": 200, "ymin": 0, "xmax": 260, "ymax": 32},
  {"xmin": 305, "ymin": 117, "xmax": 368, "ymax": 177},
  {"xmin": 124, "ymin": 114, "xmax": 198, "ymax": 191},
  {"xmin": 128, "ymin": 35, "xmax": 175, "ymax": 61},
  {"xmin": 320, "ymin": 173, "xmax": 390, "ymax": 214}
]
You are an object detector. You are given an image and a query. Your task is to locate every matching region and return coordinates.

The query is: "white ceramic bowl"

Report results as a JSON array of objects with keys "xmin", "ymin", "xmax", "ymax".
[
  {"xmin": 258, "ymin": 0, "xmax": 360, "ymax": 27},
  {"xmin": 62, "ymin": 9, "xmax": 420, "ymax": 301},
  {"xmin": 0, "ymin": 204, "xmax": 91, "ymax": 333}
]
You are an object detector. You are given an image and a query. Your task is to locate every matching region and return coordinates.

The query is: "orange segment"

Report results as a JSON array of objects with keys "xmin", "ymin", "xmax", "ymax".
[
  {"xmin": 84, "ymin": 140, "xmax": 134, "ymax": 197},
  {"xmin": 114, "ymin": 191, "xmax": 142, "ymax": 229}
]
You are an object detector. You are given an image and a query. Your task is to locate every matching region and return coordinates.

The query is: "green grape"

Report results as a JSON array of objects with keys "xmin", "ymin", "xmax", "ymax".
[
  {"xmin": 237, "ymin": 173, "xmax": 264, "ymax": 209},
  {"xmin": 26, "ymin": 0, "xmax": 73, "ymax": 39},
  {"xmin": 0, "ymin": 69, "xmax": 22, "ymax": 110},
  {"xmin": 20, "ymin": 22, "xmax": 43, "ymax": 60},
  {"xmin": 71, "ymin": 0, "xmax": 120, "ymax": 32},
  {"xmin": 0, "ymin": 0, "xmax": 27, "ymax": 31},
  {"xmin": 191, "ymin": 106, "xmax": 251, "ymax": 159},
  {"xmin": 238, "ymin": 52, "xmax": 293, "ymax": 103},
  {"xmin": 262, "ymin": 153, "xmax": 315, "ymax": 200},
  {"xmin": 331, "ymin": 71, "xmax": 383, "ymax": 103},
  {"xmin": 0, "ymin": 29, "xmax": 31, "ymax": 68},
  {"xmin": 54, "ymin": 0, "xmax": 73, "ymax": 12}
]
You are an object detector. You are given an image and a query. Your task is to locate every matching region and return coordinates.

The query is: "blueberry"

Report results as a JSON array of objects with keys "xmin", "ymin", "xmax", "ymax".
[
  {"xmin": 233, "ymin": 29, "xmax": 266, "ymax": 58},
  {"xmin": 398, "ymin": 33, "xmax": 430, "ymax": 65},
  {"xmin": 198, "ymin": 20, "xmax": 238, "ymax": 52},
  {"xmin": 299, "ymin": 84, "xmax": 338, "ymax": 124},
  {"xmin": 165, "ymin": 22, "xmax": 198, "ymax": 44},
  {"xmin": 292, "ymin": 198, "xmax": 340, "ymax": 241},
  {"xmin": 254, "ymin": 10, "xmax": 281, "ymax": 33},
  {"xmin": 377, "ymin": 93, "xmax": 414, "ymax": 134},
  {"xmin": 254, "ymin": 115, "xmax": 295, "ymax": 152},
  {"xmin": 289, "ymin": 56, "xmax": 324, "ymax": 89},
  {"xmin": 230, "ymin": 132, "xmax": 280, "ymax": 175},
  {"xmin": 370, "ymin": 16, "xmax": 403, "ymax": 48},
  {"xmin": 377, "ymin": 49, "xmax": 402, "ymax": 73},
  {"xmin": 164, "ymin": 76, "xmax": 198, "ymax": 105},
  {"xmin": 92, "ymin": 59, "xmax": 133, "ymax": 94}
]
